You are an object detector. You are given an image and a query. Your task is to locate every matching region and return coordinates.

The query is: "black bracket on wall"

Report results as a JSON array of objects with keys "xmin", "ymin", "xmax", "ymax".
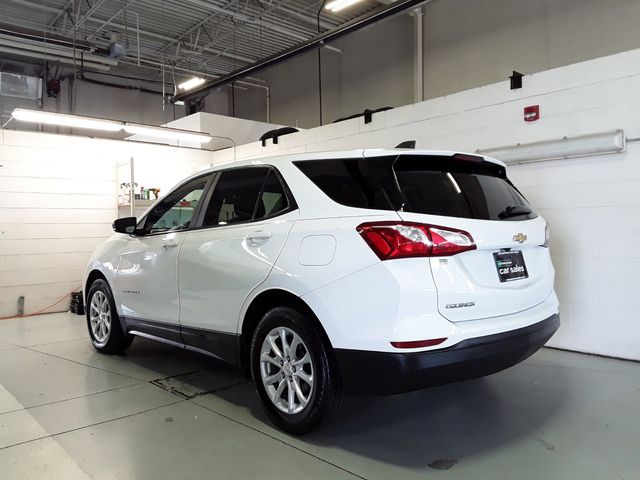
[
  {"xmin": 395, "ymin": 140, "xmax": 416, "ymax": 149},
  {"xmin": 333, "ymin": 106, "xmax": 394, "ymax": 125},
  {"xmin": 259, "ymin": 127, "xmax": 299, "ymax": 146},
  {"xmin": 509, "ymin": 71, "xmax": 524, "ymax": 90}
]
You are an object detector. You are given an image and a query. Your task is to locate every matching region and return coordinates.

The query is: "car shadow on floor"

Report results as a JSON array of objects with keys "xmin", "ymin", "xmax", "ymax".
[
  {"xmin": 120, "ymin": 339, "xmax": 570, "ymax": 470},
  {"xmin": 215, "ymin": 367, "xmax": 569, "ymax": 469}
]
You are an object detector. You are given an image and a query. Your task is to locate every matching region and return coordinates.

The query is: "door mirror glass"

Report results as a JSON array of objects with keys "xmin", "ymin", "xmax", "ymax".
[{"xmin": 113, "ymin": 216, "xmax": 138, "ymax": 234}]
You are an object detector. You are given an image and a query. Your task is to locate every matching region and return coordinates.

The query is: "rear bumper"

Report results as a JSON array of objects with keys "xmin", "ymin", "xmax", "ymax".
[{"xmin": 335, "ymin": 313, "xmax": 560, "ymax": 395}]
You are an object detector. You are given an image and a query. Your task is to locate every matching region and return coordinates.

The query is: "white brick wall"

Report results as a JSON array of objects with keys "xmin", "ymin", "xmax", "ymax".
[
  {"xmin": 0, "ymin": 130, "xmax": 214, "ymax": 318},
  {"xmin": 212, "ymin": 49, "xmax": 640, "ymax": 360}
]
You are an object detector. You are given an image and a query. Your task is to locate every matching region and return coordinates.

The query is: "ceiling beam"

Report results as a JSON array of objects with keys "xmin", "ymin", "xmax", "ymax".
[
  {"xmin": 176, "ymin": 0, "xmax": 436, "ymax": 101},
  {"xmin": 152, "ymin": 0, "xmax": 243, "ymax": 57},
  {"xmin": 47, "ymin": 0, "xmax": 74, "ymax": 28},
  {"xmin": 181, "ymin": 0, "xmax": 311, "ymax": 43},
  {"xmin": 64, "ymin": 0, "xmax": 109, "ymax": 37},
  {"xmin": 174, "ymin": 0, "xmax": 298, "ymax": 70}
]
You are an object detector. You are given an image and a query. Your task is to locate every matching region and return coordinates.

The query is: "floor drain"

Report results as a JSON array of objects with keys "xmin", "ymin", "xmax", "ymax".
[{"xmin": 151, "ymin": 369, "xmax": 246, "ymax": 399}]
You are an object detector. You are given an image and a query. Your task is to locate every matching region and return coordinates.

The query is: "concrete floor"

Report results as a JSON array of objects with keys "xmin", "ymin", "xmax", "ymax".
[{"xmin": 0, "ymin": 313, "xmax": 639, "ymax": 479}]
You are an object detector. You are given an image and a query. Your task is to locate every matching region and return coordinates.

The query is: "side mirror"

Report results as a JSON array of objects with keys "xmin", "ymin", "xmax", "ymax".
[{"xmin": 113, "ymin": 217, "xmax": 138, "ymax": 234}]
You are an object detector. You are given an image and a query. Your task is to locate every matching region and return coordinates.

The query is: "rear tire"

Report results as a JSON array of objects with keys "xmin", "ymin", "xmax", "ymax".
[
  {"xmin": 250, "ymin": 306, "xmax": 343, "ymax": 435},
  {"xmin": 86, "ymin": 279, "xmax": 133, "ymax": 354}
]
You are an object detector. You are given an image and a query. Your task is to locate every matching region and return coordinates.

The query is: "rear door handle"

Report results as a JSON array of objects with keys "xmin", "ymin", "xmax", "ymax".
[
  {"xmin": 246, "ymin": 230, "xmax": 272, "ymax": 245},
  {"xmin": 163, "ymin": 239, "xmax": 179, "ymax": 249}
]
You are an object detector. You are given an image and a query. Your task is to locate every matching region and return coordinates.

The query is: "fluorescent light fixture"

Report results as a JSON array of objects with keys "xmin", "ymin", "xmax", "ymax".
[
  {"xmin": 10, "ymin": 108, "xmax": 213, "ymax": 145},
  {"xmin": 124, "ymin": 124, "xmax": 212, "ymax": 143},
  {"xmin": 12, "ymin": 108, "xmax": 122, "ymax": 132},
  {"xmin": 325, "ymin": 0, "xmax": 363, "ymax": 12},
  {"xmin": 178, "ymin": 77, "xmax": 205, "ymax": 91},
  {"xmin": 478, "ymin": 130, "xmax": 626, "ymax": 165}
]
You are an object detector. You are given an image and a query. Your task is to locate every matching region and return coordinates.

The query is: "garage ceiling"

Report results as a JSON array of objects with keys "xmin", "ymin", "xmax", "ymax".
[{"xmin": 1, "ymin": 0, "xmax": 381, "ymax": 78}]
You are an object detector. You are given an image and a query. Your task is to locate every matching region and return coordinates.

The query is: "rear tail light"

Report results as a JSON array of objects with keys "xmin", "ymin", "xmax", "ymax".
[{"xmin": 357, "ymin": 221, "xmax": 476, "ymax": 260}]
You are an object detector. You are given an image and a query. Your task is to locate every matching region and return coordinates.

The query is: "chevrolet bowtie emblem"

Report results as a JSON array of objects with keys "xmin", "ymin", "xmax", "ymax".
[{"xmin": 513, "ymin": 233, "xmax": 527, "ymax": 243}]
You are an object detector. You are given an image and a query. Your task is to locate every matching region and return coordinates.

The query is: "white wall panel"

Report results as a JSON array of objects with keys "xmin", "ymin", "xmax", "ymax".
[{"xmin": 0, "ymin": 130, "xmax": 215, "ymax": 317}]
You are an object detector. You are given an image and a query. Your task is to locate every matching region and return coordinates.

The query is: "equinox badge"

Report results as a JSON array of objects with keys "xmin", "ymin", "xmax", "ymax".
[{"xmin": 513, "ymin": 233, "xmax": 527, "ymax": 244}]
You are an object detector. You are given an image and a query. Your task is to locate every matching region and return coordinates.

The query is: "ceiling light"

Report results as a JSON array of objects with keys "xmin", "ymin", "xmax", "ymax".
[
  {"xmin": 178, "ymin": 77, "xmax": 206, "ymax": 91},
  {"xmin": 11, "ymin": 108, "xmax": 123, "ymax": 132},
  {"xmin": 325, "ymin": 0, "xmax": 363, "ymax": 12},
  {"xmin": 124, "ymin": 124, "xmax": 212, "ymax": 143},
  {"xmin": 10, "ymin": 108, "xmax": 213, "ymax": 145}
]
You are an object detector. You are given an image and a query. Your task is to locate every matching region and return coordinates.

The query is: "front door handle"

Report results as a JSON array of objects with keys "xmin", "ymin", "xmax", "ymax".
[
  {"xmin": 163, "ymin": 239, "xmax": 179, "ymax": 249},
  {"xmin": 246, "ymin": 230, "xmax": 272, "ymax": 245}
]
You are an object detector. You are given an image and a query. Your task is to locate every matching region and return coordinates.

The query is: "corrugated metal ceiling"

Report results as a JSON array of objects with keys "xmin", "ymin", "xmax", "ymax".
[{"xmin": 1, "ymin": 0, "xmax": 383, "ymax": 78}]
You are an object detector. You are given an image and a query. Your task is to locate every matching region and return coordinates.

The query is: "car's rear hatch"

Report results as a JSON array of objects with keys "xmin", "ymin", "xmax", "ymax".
[
  {"xmin": 377, "ymin": 152, "xmax": 554, "ymax": 322},
  {"xmin": 295, "ymin": 151, "xmax": 555, "ymax": 322}
]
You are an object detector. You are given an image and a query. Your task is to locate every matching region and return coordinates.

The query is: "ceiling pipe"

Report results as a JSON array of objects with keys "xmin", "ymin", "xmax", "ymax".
[
  {"xmin": 0, "ymin": 35, "xmax": 118, "ymax": 66},
  {"xmin": 175, "ymin": 0, "xmax": 436, "ymax": 102},
  {"xmin": 0, "ymin": 46, "xmax": 112, "ymax": 72}
]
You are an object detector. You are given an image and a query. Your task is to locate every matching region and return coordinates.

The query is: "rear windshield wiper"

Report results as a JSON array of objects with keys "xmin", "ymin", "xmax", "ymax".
[{"xmin": 498, "ymin": 205, "xmax": 532, "ymax": 219}]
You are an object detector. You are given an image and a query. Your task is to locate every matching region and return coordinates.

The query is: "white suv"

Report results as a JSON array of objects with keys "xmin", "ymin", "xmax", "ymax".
[{"xmin": 84, "ymin": 149, "xmax": 559, "ymax": 434}]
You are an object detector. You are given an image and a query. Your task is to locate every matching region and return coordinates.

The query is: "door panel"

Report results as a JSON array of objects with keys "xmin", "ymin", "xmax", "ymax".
[
  {"xmin": 116, "ymin": 174, "xmax": 211, "ymax": 329},
  {"xmin": 116, "ymin": 232, "xmax": 185, "ymax": 327},
  {"xmin": 178, "ymin": 166, "xmax": 297, "ymax": 335},
  {"xmin": 178, "ymin": 211, "xmax": 298, "ymax": 333}
]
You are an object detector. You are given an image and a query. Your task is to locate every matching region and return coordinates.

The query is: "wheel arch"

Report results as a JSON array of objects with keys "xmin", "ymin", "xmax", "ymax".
[
  {"xmin": 85, "ymin": 269, "xmax": 127, "ymax": 334},
  {"xmin": 85, "ymin": 269, "xmax": 107, "ymax": 302},
  {"xmin": 240, "ymin": 289, "xmax": 334, "ymax": 371}
]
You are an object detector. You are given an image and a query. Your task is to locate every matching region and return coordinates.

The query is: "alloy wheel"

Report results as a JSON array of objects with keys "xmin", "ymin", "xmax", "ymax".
[
  {"xmin": 260, "ymin": 326, "xmax": 314, "ymax": 415},
  {"xmin": 89, "ymin": 291, "xmax": 111, "ymax": 345}
]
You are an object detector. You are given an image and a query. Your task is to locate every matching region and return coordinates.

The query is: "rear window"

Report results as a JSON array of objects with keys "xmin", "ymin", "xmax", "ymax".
[{"xmin": 294, "ymin": 155, "xmax": 536, "ymax": 221}]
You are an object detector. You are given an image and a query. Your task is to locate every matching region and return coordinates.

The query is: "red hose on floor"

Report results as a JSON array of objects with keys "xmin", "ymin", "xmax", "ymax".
[{"xmin": 0, "ymin": 286, "xmax": 82, "ymax": 321}]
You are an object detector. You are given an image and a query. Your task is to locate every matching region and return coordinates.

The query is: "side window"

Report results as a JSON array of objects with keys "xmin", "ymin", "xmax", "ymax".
[
  {"xmin": 202, "ymin": 168, "xmax": 269, "ymax": 228},
  {"xmin": 142, "ymin": 177, "xmax": 208, "ymax": 234},
  {"xmin": 254, "ymin": 169, "xmax": 289, "ymax": 220}
]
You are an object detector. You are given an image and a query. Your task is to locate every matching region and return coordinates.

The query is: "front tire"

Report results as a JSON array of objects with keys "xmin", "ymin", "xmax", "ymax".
[
  {"xmin": 250, "ymin": 306, "xmax": 342, "ymax": 435},
  {"xmin": 86, "ymin": 279, "xmax": 133, "ymax": 354}
]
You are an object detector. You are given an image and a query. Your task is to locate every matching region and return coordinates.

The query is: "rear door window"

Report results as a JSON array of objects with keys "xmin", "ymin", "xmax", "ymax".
[
  {"xmin": 202, "ymin": 168, "xmax": 269, "ymax": 227},
  {"xmin": 254, "ymin": 169, "xmax": 289, "ymax": 220},
  {"xmin": 201, "ymin": 167, "xmax": 292, "ymax": 228}
]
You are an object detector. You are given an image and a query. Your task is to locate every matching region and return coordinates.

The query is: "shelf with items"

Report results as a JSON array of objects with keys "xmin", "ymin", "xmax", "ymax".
[{"xmin": 116, "ymin": 157, "xmax": 163, "ymax": 219}]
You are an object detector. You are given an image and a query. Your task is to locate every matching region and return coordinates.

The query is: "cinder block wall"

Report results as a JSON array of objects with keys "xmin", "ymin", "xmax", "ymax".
[{"xmin": 0, "ymin": 132, "xmax": 214, "ymax": 318}]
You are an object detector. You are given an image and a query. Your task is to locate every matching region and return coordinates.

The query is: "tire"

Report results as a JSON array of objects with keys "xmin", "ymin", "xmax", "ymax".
[
  {"xmin": 250, "ymin": 306, "xmax": 343, "ymax": 435},
  {"xmin": 86, "ymin": 279, "xmax": 133, "ymax": 354}
]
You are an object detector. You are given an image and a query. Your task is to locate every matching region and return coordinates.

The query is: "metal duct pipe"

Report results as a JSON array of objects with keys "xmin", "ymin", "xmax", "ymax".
[
  {"xmin": 0, "ymin": 35, "xmax": 118, "ymax": 66},
  {"xmin": 175, "ymin": 0, "xmax": 436, "ymax": 102},
  {"xmin": 0, "ymin": 46, "xmax": 112, "ymax": 72}
]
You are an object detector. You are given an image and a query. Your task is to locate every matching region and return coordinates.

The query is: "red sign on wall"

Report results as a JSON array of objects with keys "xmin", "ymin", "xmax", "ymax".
[{"xmin": 524, "ymin": 105, "xmax": 540, "ymax": 122}]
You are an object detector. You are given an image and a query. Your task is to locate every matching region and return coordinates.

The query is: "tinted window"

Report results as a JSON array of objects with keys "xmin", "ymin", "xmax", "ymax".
[
  {"xmin": 143, "ymin": 177, "xmax": 208, "ymax": 234},
  {"xmin": 292, "ymin": 158, "xmax": 400, "ymax": 210},
  {"xmin": 294, "ymin": 155, "xmax": 535, "ymax": 221},
  {"xmin": 202, "ymin": 168, "xmax": 269, "ymax": 228},
  {"xmin": 254, "ymin": 169, "xmax": 289, "ymax": 220}
]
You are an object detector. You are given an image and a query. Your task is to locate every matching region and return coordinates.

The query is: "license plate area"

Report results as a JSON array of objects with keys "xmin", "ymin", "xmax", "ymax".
[{"xmin": 494, "ymin": 250, "xmax": 528, "ymax": 282}]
